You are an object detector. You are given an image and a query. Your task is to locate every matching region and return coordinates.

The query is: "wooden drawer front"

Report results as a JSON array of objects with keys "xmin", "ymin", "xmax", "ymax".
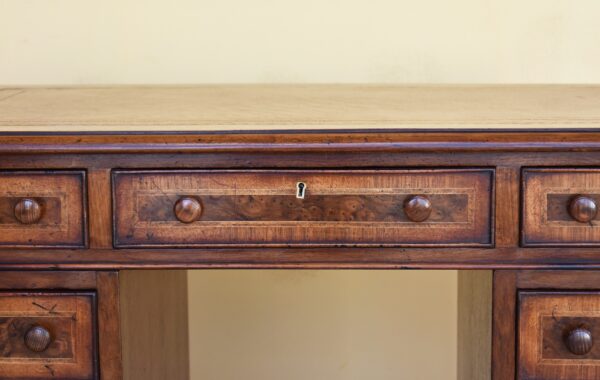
[
  {"xmin": 0, "ymin": 171, "xmax": 86, "ymax": 247},
  {"xmin": 519, "ymin": 292, "xmax": 600, "ymax": 380},
  {"xmin": 522, "ymin": 168, "xmax": 600, "ymax": 246},
  {"xmin": 113, "ymin": 169, "xmax": 493, "ymax": 247},
  {"xmin": 0, "ymin": 293, "xmax": 96, "ymax": 379}
]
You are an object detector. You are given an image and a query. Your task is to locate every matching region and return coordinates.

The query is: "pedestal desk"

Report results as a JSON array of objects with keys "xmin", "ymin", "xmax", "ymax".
[{"xmin": 1, "ymin": 85, "xmax": 600, "ymax": 379}]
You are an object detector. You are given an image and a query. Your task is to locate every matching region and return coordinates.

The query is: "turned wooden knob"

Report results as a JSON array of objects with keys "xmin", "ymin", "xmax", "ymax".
[
  {"xmin": 14, "ymin": 198, "xmax": 42, "ymax": 224},
  {"xmin": 174, "ymin": 197, "xmax": 202, "ymax": 223},
  {"xmin": 24, "ymin": 326, "xmax": 52, "ymax": 352},
  {"xmin": 404, "ymin": 195, "xmax": 432, "ymax": 222},
  {"xmin": 569, "ymin": 195, "xmax": 597, "ymax": 223},
  {"xmin": 565, "ymin": 328, "xmax": 593, "ymax": 355}
]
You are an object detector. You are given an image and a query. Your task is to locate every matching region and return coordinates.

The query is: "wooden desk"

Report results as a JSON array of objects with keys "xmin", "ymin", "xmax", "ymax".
[{"xmin": 1, "ymin": 85, "xmax": 600, "ymax": 379}]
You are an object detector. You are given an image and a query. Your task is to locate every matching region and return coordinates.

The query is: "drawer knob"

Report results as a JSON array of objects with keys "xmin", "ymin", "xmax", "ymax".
[
  {"xmin": 14, "ymin": 198, "xmax": 42, "ymax": 224},
  {"xmin": 404, "ymin": 195, "xmax": 432, "ymax": 222},
  {"xmin": 24, "ymin": 325, "xmax": 52, "ymax": 352},
  {"xmin": 174, "ymin": 197, "xmax": 203, "ymax": 223},
  {"xmin": 566, "ymin": 328, "xmax": 594, "ymax": 355},
  {"xmin": 569, "ymin": 195, "xmax": 597, "ymax": 223}
]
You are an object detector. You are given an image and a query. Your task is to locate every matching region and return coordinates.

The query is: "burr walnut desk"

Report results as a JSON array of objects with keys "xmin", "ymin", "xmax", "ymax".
[{"xmin": 1, "ymin": 85, "xmax": 600, "ymax": 379}]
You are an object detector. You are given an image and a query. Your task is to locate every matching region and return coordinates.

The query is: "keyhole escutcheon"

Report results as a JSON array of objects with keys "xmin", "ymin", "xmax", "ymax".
[{"xmin": 296, "ymin": 182, "xmax": 306, "ymax": 199}]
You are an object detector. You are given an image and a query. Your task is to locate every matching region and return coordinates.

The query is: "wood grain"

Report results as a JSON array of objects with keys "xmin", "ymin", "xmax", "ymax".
[
  {"xmin": 523, "ymin": 168, "xmax": 600, "ymax": 246},
  {"xmin": 96, "ymin": 272, "xmax": 123, "ymax": 380},
  {"xmin": 88, "ymin": 169, "xmax": 113, "ymax": 248},
  {"xmin": 119, "ymin": 270, "xmax": 189, "ymax": 380},
  {"xmin": 0, "ymin": 292, "xmax": 96, "ymax": 379},
  {"xmin": 457, "ymin": 270, "xmax": 492, "ymax": 380},
  {"xmin": 113, "ymin": 169, "xmax": 493, "ymax": 247},
  {"xmin": 0, "ymin": 271, "xmax": 96, "ymax": 289},
  {"xmin": 0, "ymin": 171, "xmax": 86, "ymax": 248},
  {"xmin": 519, "ymin": 292, "xmax": 600, "ymax": 380},
  {"xmin": 492, "ymin": 271, "xmax": 600, "ymax": 380},
  {"xmin": 495, "ymin": 166, "xmax": 519, "ymax": 247},
  {"xmin": 5, "ymin": 131, "xmax": 600, "ymax": 155},
  {"xmin": 517, "ymin": 270, "xmax": 600, "ymax": 289},
  {"xmin": 492, "ymin": 271, "xmax": 517, "ymax": 380},
  {"xmin": 1, "ymin": 85, "xmax": 600, "ymax": 130},
  {"xmin": 5, "ymin": 247, "xmax": 600, "ymax": 269},
  {"xmin": 14, "ymin": 198, "xmax": 43, "ymax": 224}
]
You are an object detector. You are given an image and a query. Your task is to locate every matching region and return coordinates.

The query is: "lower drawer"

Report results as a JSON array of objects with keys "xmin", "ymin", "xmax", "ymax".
[
  {"xmin": 0, "ymin": 292, "xmax": 97, "ymax": 379},
  {"xmin": 519, "ymin": 292, "xmax": 600, "ymax": 380}
]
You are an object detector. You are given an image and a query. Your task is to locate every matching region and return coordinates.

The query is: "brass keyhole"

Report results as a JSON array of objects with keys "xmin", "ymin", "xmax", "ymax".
[{"xmin": 296, "ymin": 182, "xmax": 306, "ymax": 199}]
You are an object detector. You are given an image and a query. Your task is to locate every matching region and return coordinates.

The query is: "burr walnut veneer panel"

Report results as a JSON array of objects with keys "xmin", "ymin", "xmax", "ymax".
[{"xmin": 113, "ymin": 169, "xmax": 493, "ymax": 247}]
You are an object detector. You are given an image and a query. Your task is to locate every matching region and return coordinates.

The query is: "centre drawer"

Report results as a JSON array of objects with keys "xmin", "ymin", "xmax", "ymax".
[{"xmin": 113, "ymin": 169, "xmax": 494, "ymax": 247}]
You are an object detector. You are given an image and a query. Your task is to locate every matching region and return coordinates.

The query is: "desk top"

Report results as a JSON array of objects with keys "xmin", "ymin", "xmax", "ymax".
[{"xmin": 1, "ymin": 85, "xmax": 600, "ymax": 131}]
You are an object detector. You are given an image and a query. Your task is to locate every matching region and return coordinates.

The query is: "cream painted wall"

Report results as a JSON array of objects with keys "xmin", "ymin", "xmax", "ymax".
[
  {"xmin": 189, "ymin": 271, "xmax": 457, "ymax": 380},
  {"xmin": 2, "ymin": 1, "xmax": 600, "ymax": 379},
  {"xmin": 2, "ymin": 0, "xmax": 600, "ymax": 84}
]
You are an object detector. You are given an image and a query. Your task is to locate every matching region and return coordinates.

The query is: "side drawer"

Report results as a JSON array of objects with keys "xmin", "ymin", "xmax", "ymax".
[
  {"xmin": 519, "ymin": 292, "xmax": 600, "ymax": 380},
  {"xmin": 0, "ymin": 171, "xmax": 87, "ymax": 248},
  {"xmin": 113, "ymin": 169, "xmax": 494, "ymax": 247},
  {"xmin": 523, "ymin": 168, "xmax": 600, "ymax": 246},
  {"xmin": 0, "ymin": 292, "xmax": 97, "ymax": 379}
]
